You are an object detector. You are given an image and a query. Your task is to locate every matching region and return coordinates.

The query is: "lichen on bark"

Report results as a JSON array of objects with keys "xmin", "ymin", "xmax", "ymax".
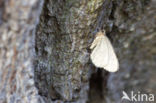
[
  {"xmin": 34, "ymin": 0, "xmax": 105, "ymax": 102},
  {"xmin": 0, "ymin": 0, "xmax": 155, "ymax": 103}
]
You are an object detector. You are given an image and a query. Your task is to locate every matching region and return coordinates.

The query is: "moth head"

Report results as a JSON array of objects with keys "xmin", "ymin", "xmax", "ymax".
[{"xmin": 95, "ymin": 31, "xmax": 106, "ymax": 38}]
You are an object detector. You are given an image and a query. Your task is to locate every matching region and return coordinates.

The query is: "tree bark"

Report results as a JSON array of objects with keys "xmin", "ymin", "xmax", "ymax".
[
  {"xmin": 0, "ymin": 0, "xmax": 156, "ymax": 103},
  {"xmin": 0, "ymin": 0, "xmax": 44, "ymax": 103}
]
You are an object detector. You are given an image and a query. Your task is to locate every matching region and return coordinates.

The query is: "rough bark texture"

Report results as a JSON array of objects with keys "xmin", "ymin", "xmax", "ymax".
[
  {"xmin": 0, "ymin": 0, "xmax": 156, "ymax": 103},
  {"xmin": 0, "ymin": 0, "xmax": 44, "ymax": 103}
]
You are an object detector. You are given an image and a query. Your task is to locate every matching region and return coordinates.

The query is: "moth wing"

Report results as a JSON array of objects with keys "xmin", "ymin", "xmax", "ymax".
[
  {"xmin": 90, "ymin": 37, "xmax": 99, "ymax": 49},
  {"xmin": 103, "ymin": 36, "xmax": 119, "ymax": 72},
  {"xmin": 90, "ymin": 37, "xmax": 109, "ymax": 68}
]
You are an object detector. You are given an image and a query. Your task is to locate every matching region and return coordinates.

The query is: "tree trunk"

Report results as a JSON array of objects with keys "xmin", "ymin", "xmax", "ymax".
[
  {"xmin": 0, "ymin": 0, "xmax": 44, "ymax": 103},
  {"xmin": 0, "ymin": 0, "xmax": 155, "ymax": 103}
]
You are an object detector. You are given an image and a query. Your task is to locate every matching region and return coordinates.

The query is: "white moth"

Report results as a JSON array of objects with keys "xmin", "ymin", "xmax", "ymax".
[{"xmin": 90, "ymin": 31, "xmax": 119, "ymax": 72}]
